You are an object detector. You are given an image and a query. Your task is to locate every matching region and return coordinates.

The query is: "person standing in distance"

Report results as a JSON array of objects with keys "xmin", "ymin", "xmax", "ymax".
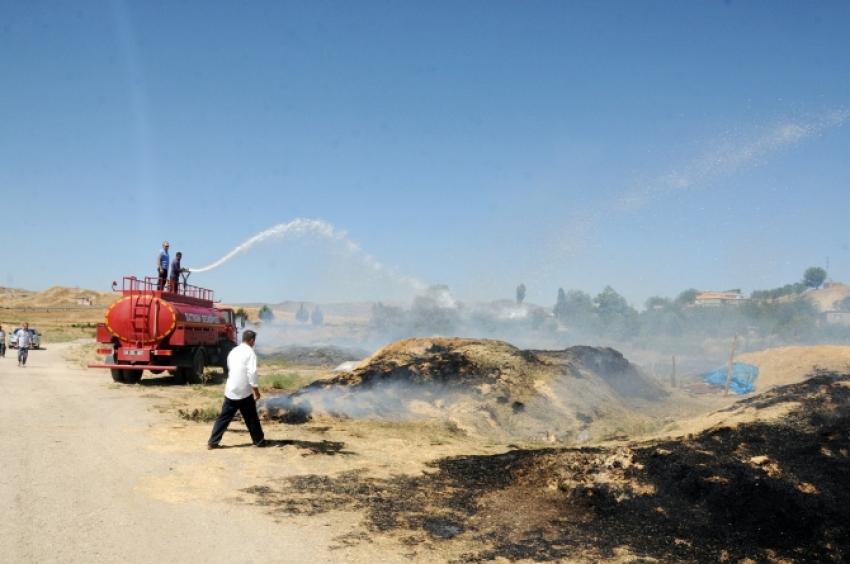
[
  {"xmin": 207, "ymin": 330, "xmax": 266, "ymax": 448},
  {"xmin": 157, "ymin": 241, "xmax": 170, "ymax": 291},
  {"xmin": 16, "ymin": 322, "xmax": 32, "ymax": 367},
  {"xmin": 0, "ymin": 324, "xmax": 6, "ymax": 358}
]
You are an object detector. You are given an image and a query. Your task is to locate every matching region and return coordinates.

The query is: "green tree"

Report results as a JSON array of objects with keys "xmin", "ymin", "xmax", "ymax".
[
  {"xmin": 553, "ymin": 288, "xmax": 568, "ymax": 320},
  {"xmin": 674, "ymin": 288, "xmax": 699, "ymax": 308},
  {"xmin": 594, "ymin": 286, "xmax": 638, "ymax": 336},
  {"xmin": 310, "ymin": 305, "xmax": 324, "ymax": 326},
  {"xmin": 516, "ymin": 283, "xmax": 526, "ymax": 304},
  {"xmin": 295, "ymin": 303, "xmax": 310, "ymax": 323},
  {"xmin": 803, "ymin": 266, "xmax": 827, "ymax": 289},
  {"xmin": 258, "ymin": 305, "xmax": 274, "ymax": 322},
  {"xmin": 595, "ymin": 286, "xmax": 634, "ymax": 321}
]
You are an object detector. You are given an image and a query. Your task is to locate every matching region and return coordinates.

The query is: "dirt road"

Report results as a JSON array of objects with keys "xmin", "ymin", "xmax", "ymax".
[{"xmin": 0, "ymin": 343, "xmax": 406, "ymax": 563}]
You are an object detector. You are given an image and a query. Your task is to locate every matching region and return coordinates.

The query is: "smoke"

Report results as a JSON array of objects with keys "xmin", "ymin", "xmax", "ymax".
[
  {"xmin": 189, "ymin": 217, "xmax": 426, "ymax": 292},
  {"xmin": 263, "ymin": 381, "xmax": 466, "ymax": 423}
]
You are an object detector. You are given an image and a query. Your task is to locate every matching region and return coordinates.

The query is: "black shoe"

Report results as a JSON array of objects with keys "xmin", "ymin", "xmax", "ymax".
[
  {"xmin": 254, "ymin": 439, "xmax": 268, "ymax": 448},
  {"xmin": 207, "ymin": 443, "xmax": 220, "ymax": 450}
]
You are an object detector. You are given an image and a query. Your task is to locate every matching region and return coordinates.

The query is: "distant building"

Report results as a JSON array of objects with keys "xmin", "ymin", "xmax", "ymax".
[
  {"xmin": 824, "ymin": 310, "xmax": 850, "ymax": 326},
  {"xmin": 694, "ymin": 291, "xmax": 747, "ymax": 307},
  {"xmin": 74, "ymin": 295, "xmax": 93, "ymax": 306}
]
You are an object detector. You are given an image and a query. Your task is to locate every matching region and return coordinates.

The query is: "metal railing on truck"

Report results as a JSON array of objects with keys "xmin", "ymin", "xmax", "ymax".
[{"xmin": 115, "ymin": 276, "xmax": 216, "ymax": 302}]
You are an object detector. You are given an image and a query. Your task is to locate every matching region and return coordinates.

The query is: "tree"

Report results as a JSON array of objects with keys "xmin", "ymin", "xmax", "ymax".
[
  {"xmin": 803, "ymin": 267, "xmax": 827, "ymax": 289},
  {"xmin": 674, "ymin": 288, "xmax": 699, "ymax": 308},
  {"xmin": 235, "ymin": 307, "xmax": 248, "ymax": 328},
  {"xmin": 310, "ymin": 305, "xmax": 324, "ymax": 326},
  {"xmin": 554, "ymin": 289, "xmax": 597, "ymax": 331},
  {"xmin": 515, "ymin": 283, "xmax": 526, "ymax": 304},
  {"xmin": 645, "ymin": 296, "xmax": 670, "ymax": 311},
  {"xmin": 594, "ymin": 286, "xmax": 632, "ymax": 318},
  {"xmin": 553, "ymin": 288, "xmax": 568, "ymax": 320},
  {"xmin": 594, "ymin": 286, "xmax": 638, "ymax": 337},
  {"xmin": 258, "ymin": 305, "xmax": 274, "ymax": 322},
  {"xmin": 295, "ymin": 303, "xmax": 310, "ymax": 323}
]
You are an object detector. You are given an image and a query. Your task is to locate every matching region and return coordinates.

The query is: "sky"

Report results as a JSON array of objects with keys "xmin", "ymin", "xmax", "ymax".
[{"xmin": 2, "ymin": 0, "xmax": 850, "ymax": 308}]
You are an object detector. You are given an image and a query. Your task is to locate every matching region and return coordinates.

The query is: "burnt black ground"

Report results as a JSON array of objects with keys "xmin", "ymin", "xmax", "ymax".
[{"xmin": 242, "ymin": 371, "xmax": 850, "ymax": 562}]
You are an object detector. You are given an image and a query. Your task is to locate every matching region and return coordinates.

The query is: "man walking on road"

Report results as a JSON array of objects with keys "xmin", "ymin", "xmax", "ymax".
[
  {"xmin": 15, "ymin": 323, "xmax": 31, "ymax": 367},
  {"xmin": 207, "ymin": 330, "xmax": 266, "ymax": 449},
  {"xmin": 0, "ymin": 324, "xmax": 6, "ymax": 358}
]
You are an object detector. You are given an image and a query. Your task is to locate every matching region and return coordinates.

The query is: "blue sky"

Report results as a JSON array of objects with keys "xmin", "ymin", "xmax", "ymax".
[{"xmin": 2, "ymin": 0, "xmax": 849, "ymax": 307}]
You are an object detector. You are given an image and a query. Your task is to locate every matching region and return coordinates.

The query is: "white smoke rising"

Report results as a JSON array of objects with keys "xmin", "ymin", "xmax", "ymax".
[
  {"xmin": 262, "ymin": 381, "xmax": 466, "ymax": 422},
  {"xmin": 189, "ymin": 218, "xmax": 426, "ymax": 291}
]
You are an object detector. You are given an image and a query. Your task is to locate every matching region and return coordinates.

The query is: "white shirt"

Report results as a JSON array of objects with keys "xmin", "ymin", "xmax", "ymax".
[
  {"xmin": 16, "ymin": 329, "xmax": 31, "ymax": 348},
  {"xmin": 224, "ymin": 343, "xmax": 258, "ymax": 400}
]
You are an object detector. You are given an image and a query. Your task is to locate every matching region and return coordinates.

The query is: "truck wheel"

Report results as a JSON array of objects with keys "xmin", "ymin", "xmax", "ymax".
[
  {"xmin": 173, "ymin": 367, "xmax": 188, "ymax": 384},
  {"xmin": 219, "ymin": 341, "xmax": 235, "ymax": 375},
  {"xmin": 111, "ymin": 368, "xmax": 125, "ymax": 383},
  {"xmin": 187, "ymin": 348, "xmax": 206, "ymax": 384},
  {"xmin": 124, "ymin": 371, "xmax": 142, "ymax": 384}
]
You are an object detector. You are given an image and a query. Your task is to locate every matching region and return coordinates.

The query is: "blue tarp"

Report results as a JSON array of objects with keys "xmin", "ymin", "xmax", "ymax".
[{"xmin": 702, "ymin": 362, "xmax": 759, "ymax": 395}]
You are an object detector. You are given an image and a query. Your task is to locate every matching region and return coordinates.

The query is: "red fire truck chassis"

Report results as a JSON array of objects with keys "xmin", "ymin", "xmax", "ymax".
[{"xmin": 88, "ymin": 275, "xmax": 238, "ymax": 384}]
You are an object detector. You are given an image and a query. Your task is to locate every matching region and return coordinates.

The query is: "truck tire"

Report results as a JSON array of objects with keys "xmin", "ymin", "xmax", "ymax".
[
  {"xmin": 111, "ymin": 368, "xmax": 125, "ymax": 383},
  {"xmin": 124, "ymin": 371, "xmax": 143, "ymax": 384},
  {"xmin": 219, "ymin": 340, "xmax": 235, "ymax": 375},
  {"xmin": 186, "ymin": 348, "xmax": 206, "ymax": 384}
]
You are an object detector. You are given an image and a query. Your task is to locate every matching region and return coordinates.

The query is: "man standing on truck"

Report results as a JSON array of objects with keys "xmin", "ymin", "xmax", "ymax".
[
  {"xmin": 157, "ymin": 241, "xmax": 170, "ymax": 291},
  {"xmin": 207, "ymin": 330, "xmax": 266, "ymax": 449},
  {"xmin": 168, "ymin": 251, "xmax": 188, "ymax": 293},
  {"xmin": 15, "ymin": 322, "xmax": 31, "ymax": 367}
]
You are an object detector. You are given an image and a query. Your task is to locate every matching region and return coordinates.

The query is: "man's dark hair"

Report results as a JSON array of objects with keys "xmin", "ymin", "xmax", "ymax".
[
  {"xmin": 242, "ymin": 330, "xmax": 257, "ymax": 343},
  {"xmin": 176, "ymin": 252, "xmax": 182, "ymax": 258}
]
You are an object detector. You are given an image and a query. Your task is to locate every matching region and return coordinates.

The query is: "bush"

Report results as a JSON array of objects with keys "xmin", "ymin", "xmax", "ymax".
[
  {"xmin": 177, "ymin": 406, "xmax": 220, "ymax": 422},
  {"xmin": 264, "ymin": 372, "xmax": 303, "ymax": 390},
  {"xmin": 258, "ymin": 305, "xmax": 274, "ymax": 322}
]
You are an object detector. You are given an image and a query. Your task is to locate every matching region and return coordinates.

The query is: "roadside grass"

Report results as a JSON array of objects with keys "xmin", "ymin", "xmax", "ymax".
[
  {"xmin": 64, "ymin": 341, "xmax": 101, "ymax": 368},
  {"xmin": 177, "ymin": 405, "xmax": 220, "ymax": 422},
  {"xmin": 190, "ymin": 384, "xmax": 222, "ymax": 398},
  {"xmin": 262, "ymin": 371, "xmax": 313, "ymax": 391},
  {"xmin": 35, "ymin": 324, "xmax": 97, "ymax": 344}
]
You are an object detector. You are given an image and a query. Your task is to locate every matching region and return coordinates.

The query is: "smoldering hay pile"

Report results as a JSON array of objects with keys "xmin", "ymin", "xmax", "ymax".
[{"xmin": 262, "ymin": 338, "xmax": 669, "ymax": 443}]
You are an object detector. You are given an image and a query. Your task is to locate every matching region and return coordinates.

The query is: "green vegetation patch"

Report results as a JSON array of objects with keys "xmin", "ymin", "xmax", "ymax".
[{"xmin": 178, "ymin": 405, "xmax": 220, "ymax": 422}]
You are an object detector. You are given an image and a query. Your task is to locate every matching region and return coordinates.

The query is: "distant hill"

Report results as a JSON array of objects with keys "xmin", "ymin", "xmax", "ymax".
[{"xmin": 0, "ymin": 285, "xmax": 116, "ymax": 308}]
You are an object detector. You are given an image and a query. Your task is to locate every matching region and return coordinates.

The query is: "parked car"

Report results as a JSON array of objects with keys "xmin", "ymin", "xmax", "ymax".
[{"xmin": 9, "ymin": 328, "xmax": 41, "ymax": 349}]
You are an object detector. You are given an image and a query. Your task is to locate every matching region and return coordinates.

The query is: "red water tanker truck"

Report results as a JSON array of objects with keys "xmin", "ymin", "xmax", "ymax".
[{"xmin": 88, "ymin": 275, "xmax": 238, "ymax": 384}]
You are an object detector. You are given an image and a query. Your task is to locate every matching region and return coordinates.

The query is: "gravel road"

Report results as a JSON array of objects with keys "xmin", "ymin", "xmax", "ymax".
[{"xmin": 0, "ymin": 342, "xmax": 377, "ymax": 563}]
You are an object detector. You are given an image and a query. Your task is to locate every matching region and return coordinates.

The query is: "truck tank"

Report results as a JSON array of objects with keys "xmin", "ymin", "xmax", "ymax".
[{"xmin": 89, "ymin": 275, "xmax": 237, "ymax": 384}]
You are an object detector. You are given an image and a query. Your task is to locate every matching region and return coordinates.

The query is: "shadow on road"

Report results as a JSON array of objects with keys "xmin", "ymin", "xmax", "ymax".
[{"xmin": 216, "ymin": 438, "xmax": 354, "ymax": 456}]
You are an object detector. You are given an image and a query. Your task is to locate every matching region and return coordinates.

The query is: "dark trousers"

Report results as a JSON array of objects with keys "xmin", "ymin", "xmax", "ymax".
[
  {"xmin": 157, "ymin": 269, "xmax": 167, "ymax": 291},
  {"xmin": 208, "ymin": 395, "xmax": 264, "ymax": 446},
  {"xmin": 18, "ymin": 347, "xmax": 28, "ymax": 365}
]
